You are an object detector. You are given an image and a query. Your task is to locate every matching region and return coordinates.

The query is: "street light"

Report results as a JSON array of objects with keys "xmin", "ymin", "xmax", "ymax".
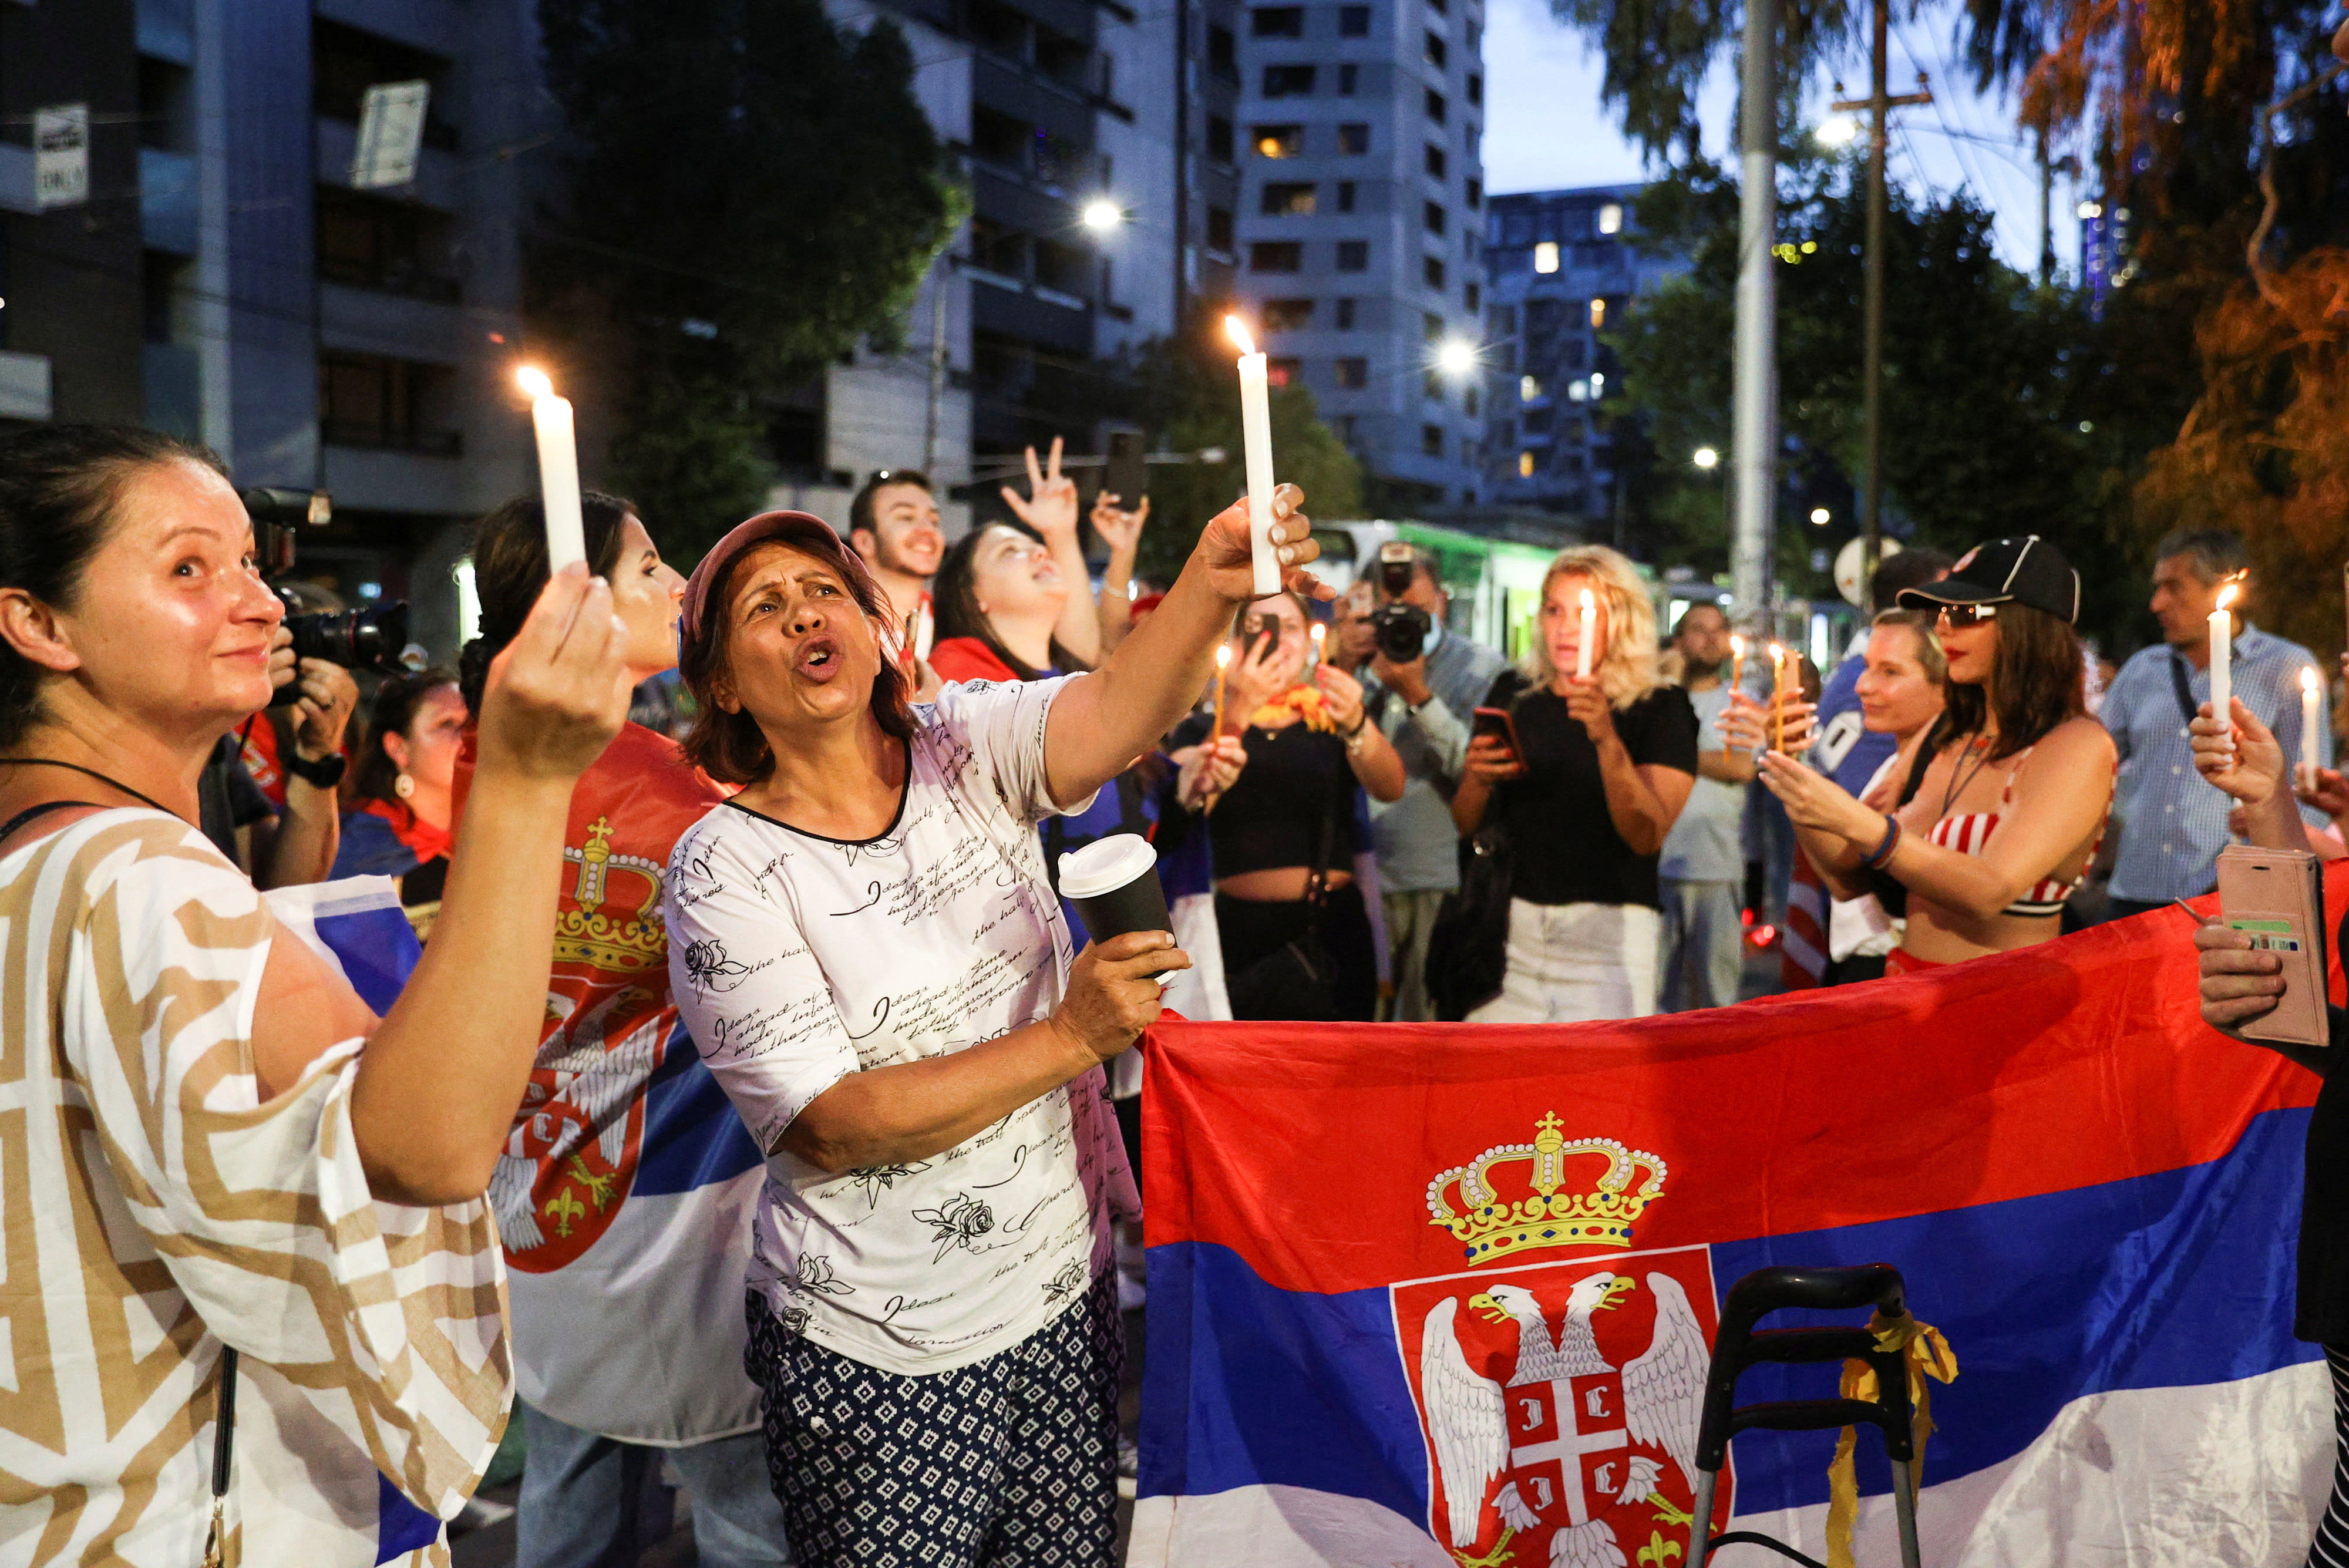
[
  {"xmin": 1692, "ymin": 446, "xmax": 1720, "ymax": 470},
  {"xmin": 1081, "ymin": 198, "xmax": 1123, "ymax": 232},
  {"xmin": 1434, "ymin": 338, "xmax": 1478, "ymax": 375},
  {"xmin": 1818, "ymin": 115, "xmax": 1860, "ymax": 147},
  {"xmin": 1810, "ymin": 506, "xmax": 1831, "ymax": 524}
]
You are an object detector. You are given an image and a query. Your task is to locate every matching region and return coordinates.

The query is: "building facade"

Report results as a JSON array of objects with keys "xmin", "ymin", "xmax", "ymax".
[
  {"xmin": 1232, "ymin": 0, "xmax": 1487, "ymax": 509},
  {"xmin": 1479, "ymin": 183, "xmax": 1687, "ymax": 526}
]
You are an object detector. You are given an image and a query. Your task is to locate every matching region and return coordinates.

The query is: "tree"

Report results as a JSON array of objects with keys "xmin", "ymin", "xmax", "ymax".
[
  {"xmin": 1120, "ymin": 317, "xmax": 1365, "ymax": 590},
  {"xmin": 1610, "ymin": 165, "xmax": 2146, "ymax": 636},
  {"xmin": 535, "ymin": 0, "xmax": 961, "ymax": 557}
]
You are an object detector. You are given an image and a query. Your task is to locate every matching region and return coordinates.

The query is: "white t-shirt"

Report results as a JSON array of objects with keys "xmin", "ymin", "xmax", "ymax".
[{"xmin": 664, "ymin": 678, "xmax": 1138, "ymax": 1376}]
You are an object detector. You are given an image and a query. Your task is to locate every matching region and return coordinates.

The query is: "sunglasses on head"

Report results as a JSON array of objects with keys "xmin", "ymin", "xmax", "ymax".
[{"xmin": 1936, "ymin": 603, "xmax": 1999, "ymax": 630}]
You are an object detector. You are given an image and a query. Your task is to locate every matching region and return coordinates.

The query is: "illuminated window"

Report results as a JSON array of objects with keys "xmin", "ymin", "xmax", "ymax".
[
  {"xmin": 1533, "ymin": 241, "xmax": 1559, "ymax": 274},
  {"xmin": 1518, "ymin": 450, "xmax": 1535, "ymax": 477},
  {"xmin": 1589, "ymin": 297, "xmax": 1606, "ymax": 328},
  {"xmin": 1520, "ymin": 375, "xmax": 1540, "ymax": 402},
  {"xmin": 1253, "ymin": 124, "xmax": 1304, "ymax": 158},
  {"xmin": 1597, "ymin": 202, "xmax": 1623, "ymax": 234}
]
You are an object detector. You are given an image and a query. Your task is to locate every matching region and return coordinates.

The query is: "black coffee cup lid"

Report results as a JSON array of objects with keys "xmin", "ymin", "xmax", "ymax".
[{"xmin": 1058, "ymin": 833, "xmax": 1157, "ymax": 899}]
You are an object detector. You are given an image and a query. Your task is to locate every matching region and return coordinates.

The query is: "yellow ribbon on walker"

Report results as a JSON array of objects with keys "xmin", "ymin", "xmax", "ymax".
[{"xmin": 1825, "ymin": 1310, "xmax": 1958, "ymax": 1568}]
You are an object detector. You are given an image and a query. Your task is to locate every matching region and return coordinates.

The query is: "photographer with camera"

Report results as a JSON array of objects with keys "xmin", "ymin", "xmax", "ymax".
[{"xmin": 1357, "ymin": 543, "xmax": 1505, "ymax": 1021}]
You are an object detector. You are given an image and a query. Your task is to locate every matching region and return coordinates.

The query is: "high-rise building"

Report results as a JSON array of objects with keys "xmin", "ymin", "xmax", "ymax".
[
  {"xmin": 1233, "ymin": 0, "xmax": 1487, "ymax": 510},
  {"xmin": 0, "ymin": 0, "xmax": 541, "ymax": 655},
  {"xmin": 1481, "ymin": 183, "xmax": 1687, "ymax": 524}
]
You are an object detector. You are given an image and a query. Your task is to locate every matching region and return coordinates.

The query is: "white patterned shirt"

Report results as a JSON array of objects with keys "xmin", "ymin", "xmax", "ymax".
[
  {"xmin": 664, "ymin": 678, "xmax": 1137, "ymax": 1376},
  {"xmin": 0, "ymin": 812, "xmax": 507, "ymax": 1566}
]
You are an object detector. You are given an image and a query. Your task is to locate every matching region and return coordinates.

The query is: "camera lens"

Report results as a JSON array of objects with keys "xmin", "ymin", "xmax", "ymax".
[{"xmin": 284, "ymin": 603, "xmax": 412, "ymax": 672}]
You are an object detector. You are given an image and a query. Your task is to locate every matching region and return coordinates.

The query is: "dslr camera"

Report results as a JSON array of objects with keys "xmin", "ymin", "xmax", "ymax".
[
  {"xmin": 243, "ymin": 488, "xmax": 412, "ymax": 672},
  {"xmin": 1368, "ymin": 540, "xmax": 1432, "ymax": 663}
]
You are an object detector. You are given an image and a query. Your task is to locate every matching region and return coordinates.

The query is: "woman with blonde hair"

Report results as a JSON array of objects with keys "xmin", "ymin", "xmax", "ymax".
[{"xmin": 1452, "ymin": 544, "xmax": 1698, "ymax": 1021}]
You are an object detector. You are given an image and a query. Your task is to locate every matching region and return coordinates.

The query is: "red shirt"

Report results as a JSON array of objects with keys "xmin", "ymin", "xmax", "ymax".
[{"xmin": 928, "ymin": 636, "xmax": 1022, "ymax": 684}]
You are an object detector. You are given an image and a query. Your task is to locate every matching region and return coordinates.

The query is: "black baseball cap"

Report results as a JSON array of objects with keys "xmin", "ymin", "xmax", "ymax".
[{"xmin": 1896, "ymin": 535, "xmax": 2080, "ymax": 625}]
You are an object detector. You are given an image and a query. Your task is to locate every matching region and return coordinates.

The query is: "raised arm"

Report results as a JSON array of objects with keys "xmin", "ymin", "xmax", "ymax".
[
  {"xmin": 1042, "ymin": 484, "xmax": 1324, "ymax": 808},
  {"xmin": 252, "ymin": 566, "xmax": 632, "ymax": 1204},
  {"xmin": 1000, "ymin": 439, "xmax": 1104, "ymax": 668}
]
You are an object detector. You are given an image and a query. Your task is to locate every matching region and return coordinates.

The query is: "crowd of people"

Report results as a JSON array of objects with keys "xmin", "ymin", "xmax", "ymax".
[{"xmin": 5, "ymin": 416, "xmax": 2349, "ymax": 1568}]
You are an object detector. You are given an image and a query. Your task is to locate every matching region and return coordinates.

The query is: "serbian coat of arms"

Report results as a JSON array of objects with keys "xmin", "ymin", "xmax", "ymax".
[{"xmin": 1394, "ymin": 1113, "xmax": 1728, "ymax": 1567}]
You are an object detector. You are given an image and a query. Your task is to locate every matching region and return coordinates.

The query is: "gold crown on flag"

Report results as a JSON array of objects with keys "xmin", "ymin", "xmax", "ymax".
[
  {"xmin": 556, "ymin": 816, "xmax": 668, "ymax": 973},
  {"xmin": 1425, "ymin": 1113, "xmax": 1668, "ymax": 1265}
]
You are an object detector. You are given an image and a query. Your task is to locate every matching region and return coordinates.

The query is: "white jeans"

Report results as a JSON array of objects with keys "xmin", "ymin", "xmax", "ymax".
[{"xmin": 1468, "ymin": 899, "xmax": 1662, "ymax": 1024}]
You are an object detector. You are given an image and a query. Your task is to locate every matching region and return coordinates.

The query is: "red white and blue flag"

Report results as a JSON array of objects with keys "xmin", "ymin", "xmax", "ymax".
[{"xmin": 1134, "ymin": 876, "xmax": 2345, "ymax": 1566}]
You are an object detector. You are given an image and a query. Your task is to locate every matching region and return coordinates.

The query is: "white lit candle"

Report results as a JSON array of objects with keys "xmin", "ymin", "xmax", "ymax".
[
  {"xmin": 1728, "ymin": 633, "xmax": 1746, "ymax": 694},
  {"xmin": 1310, "ymin": 621, "xmax": 1325, "ymax": 668},
  {"xmin": 516, "ymin": 366, "xmax": 586, "ymax": 571},
  {"xmin": 1224, "ymin": 315, "xmax": 1281, "ymax": 596},
  {"xmin": 1575, "ymin": 588, "xmax": 1597, "ymax": 679},
  {"xmin": 1769, "ymin": 641, "xmax": 1788, "ymax": 752},
  {"xmin": 1211, "ymin": 642, "xmax": 1233, "ymax": 738},
  {"xmin": 2209, "ymin": 579, "xmax": 2239, "ymax": 750},
  {"xmin": 2302, "ymin": 665, "xmax": 2323, "ymax": 791}
]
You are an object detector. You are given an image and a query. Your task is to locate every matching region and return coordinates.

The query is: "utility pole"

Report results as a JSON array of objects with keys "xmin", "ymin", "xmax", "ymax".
[
  {"xmin": 1831, "ymin": 2, "xmax": 1929, "ymax": 604},
  {"xmin": 1729, "ymin": 0, "xmax": 1778, "ymax": 627},
  {"xmin": 2037, "ymin": 125, "xmax": 2055, "ymax": 287}
]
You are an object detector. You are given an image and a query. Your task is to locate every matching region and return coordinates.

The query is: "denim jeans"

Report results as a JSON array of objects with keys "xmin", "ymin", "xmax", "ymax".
[{"xmin": 516, "ymin": 1404, "xmax": 793, "ymax": 1568}]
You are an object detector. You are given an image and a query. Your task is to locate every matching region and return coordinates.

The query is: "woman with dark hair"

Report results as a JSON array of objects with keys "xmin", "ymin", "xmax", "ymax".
[
  {"xmin": 451, "ymin": 494, "xmax": 794, "ymax": 1568},
  {"xmin": 662, "ymin": 492, "xmax": 1326, "ymax": 1568},
  {"xmin": 1742, "ymin": 536, "xmax": 2115, "ymax": 971},
  {"xmin": 0, "ymin": 424, "xmax": 628, "ymax": 1561},
  {"xmin": 333, "ymin": 665, "xmax": 463, "ymax": 916},
  {"xmin": 929, "ymin": 516, "xmax": 1088, "ymax": 682},
  {"xmin": 1169, "ymin": 588, "xmax": 1405, "ymax": 1020}
]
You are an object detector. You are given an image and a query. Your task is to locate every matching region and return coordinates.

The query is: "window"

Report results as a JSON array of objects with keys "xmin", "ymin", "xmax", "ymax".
[
  {"xmin": 1426, "ymin": 0, "xmax": 1446, "ymax": 14},
  {"xmin": 1422, "ymin": 423, "xmax": 1445, "ymax": 456},
  {"xmin": 1519, "ymin": 450, "xmax": 1536, "ymax": 477},
  {"xmin": 1207, "ymin": 115, "xmax": 1235, "ymax": 161},
  {"xmin": 1465, "ymin": 177, "xmax": 1481, "ymax": 208},
  {"xmin": 1425, "ymin": 88, "xmax": 1447, "ymax": 123},
  {"xmin": 1335, "ymin": 297, "xmax": 1357, "ymax": 328},
  {"xmin": 1032, "ymin": 237, "xmax": 1088, "ymax": 295},
  {"xmin": 1423, "ymin": 311, "xmax": 1445, "ymax": 341},
  {"xmin": 1425, "ymin": 143, "xmax": 1447, "ymax": 179},
  {"xmin": 1335, "ymin": 356, "xmax": 1369, "ymax": 388},
  {"xmin": 1597, "ymin": 201, "xmax": 1624, "ymax": 234},
  {"xmin": 1250, "ymin": 241, "xmax": 1304, "ymax": 271},
  {"xmin": 1263, "ymin": 298, "xmax": 1316, "ymax": 330},
  {"xmin": 1520, "ymin": 374, "xmax": 1541, "ymax": 402},
  {"xmin": 1337, "ymin": 240, "xmax": 1369, "ymax": 271},
  {"xmin": 1466, "ymin": 72, "xmax": 1482, "ymax": 105},
  {"xmin": 1263, "ymin": 64, "xmax": 1317, "ymax": 96},
  {"xmin": 1338, "ymin": 122, "xmax": 1370, "ymax": 153},
  {"xmin": 1424, "ymin": 254, "xmax": 1446, "ymax": 288},
  {"xmin": 1464, "ymin": 281, "xmax": 1480, "ymax": 311},
  {"xmin": 1423, "ymin": 369, "xmax": 1445, "ymax": 401},
  {"xmin": 316, "ymin": 187, "xmax": 459, "ymax": 301},
  {"xmin": 319, "ymin": 351, "xmax": 457, "ymax": 453},
  {"xmin": 970, "ymin": 215, "xmax": 1028, "ymax": 278},
  {"xmin": 1335, "ymin": 180, "xmax": 1357, "ymax": 211},
  {"xmin": 972, "ymin": 105, "xmax": 1032, "ymax": 167},
  {"xmin": 1465, "ymin": 387, "xmax": 1480, "ymax": 416},
  {"xmin": 1338, "ymin": 63, "xmax": 1358, "ymax": 93},
  {"xmin": 1253, "ymin": 5, "xmax": 1305, "ymax": 33},
  {"xmin": 1522, "ymin": 405, "xmax": 1552, "ymax": 433},
  {"xmin": 1533, "ymin": 240, "xmax": 1560, "ymax": 273},
  {"xmin": 1424, "ymin": 201, "xmax": 1446, "ymax": 234},
  {"xmin": 1209, "ymin": 24, "xmax": 1237, "ymax": 78},
  {"xmin": 1253, "ymin": 123, "xmax": 1304, "ymax": 157},
  {"xmin": 1340, "ymin": 3, "xmax": 1371, "ymax": 32},
  {"xmin": 312, "ymin": 19, "xmax": 457, "ymax": 149},
  {"xmin": 1491, "ymin": 304, "xmax": 1516, "ymax": 333},
  {"xmin": 1590, "ymin": 297, "xmax": 1607, "ymax": 328},
  {"xmin": 1262, "ymin": 181, "xmax": 1317, "ymax": 214},
  {"xmin": 1207, "ymin": 205, "xmax": 1234, "ymax": 250},
  {"xmin": 1267, "ymin": 356, "xmax": 1301, "ymax": 386},
  {"xmin": 1424, "ymin": 29, "xmax": 1447, "ymax": 66}
]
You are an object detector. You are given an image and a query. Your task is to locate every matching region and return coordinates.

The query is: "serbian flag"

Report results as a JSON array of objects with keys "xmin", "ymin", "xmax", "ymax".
[{"xmin": 1135, "ymin": 873, "xmax": 2347, "ymax": 1566}]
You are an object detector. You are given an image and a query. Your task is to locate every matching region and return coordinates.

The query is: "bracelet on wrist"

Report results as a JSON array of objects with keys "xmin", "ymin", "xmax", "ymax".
[{"xmin": 1862, "ymin": 812, "xmax": 1902, "ymax": 870}]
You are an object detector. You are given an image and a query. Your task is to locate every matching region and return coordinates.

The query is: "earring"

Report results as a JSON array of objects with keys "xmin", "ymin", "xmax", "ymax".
[{"xmin": 393, "ymin": 772, "xmax": 415, "ymax": 800}]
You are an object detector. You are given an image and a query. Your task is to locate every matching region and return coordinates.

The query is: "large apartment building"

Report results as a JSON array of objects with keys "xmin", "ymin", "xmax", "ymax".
[
  {"xmin": 1231, "ymin": 0, "xmax": 1487, "ymax": 509},
  {"xmin": 1480, "ymin": 183, "xmax": 1688, "ymax": 524}
]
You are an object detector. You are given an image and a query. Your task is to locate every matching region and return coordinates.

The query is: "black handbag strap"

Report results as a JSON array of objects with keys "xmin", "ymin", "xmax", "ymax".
[
  {"xmin": 2168, "ymin": 648, "xmax": 2202, "ymax": 729},
  {"xmin": 203, "ymin": 1347, "xmax": 235, "ymax": 1566}
]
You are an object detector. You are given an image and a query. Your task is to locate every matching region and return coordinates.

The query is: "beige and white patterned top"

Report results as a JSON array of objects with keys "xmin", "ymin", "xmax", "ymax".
[{"xmin": 0, "ymin": 810, "xmax": 509, "ymax": 1566}]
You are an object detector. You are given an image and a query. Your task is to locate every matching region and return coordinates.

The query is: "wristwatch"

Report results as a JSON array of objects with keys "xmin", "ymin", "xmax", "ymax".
[{"xmin": 284, "ymin": 749, "xmax": 347, "ymax": 790}]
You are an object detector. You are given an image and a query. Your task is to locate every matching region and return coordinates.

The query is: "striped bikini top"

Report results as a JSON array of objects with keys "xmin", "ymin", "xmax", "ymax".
[{"xmin": 1926, "ymin": 744, "xmax": 2106, "ymax": 917}]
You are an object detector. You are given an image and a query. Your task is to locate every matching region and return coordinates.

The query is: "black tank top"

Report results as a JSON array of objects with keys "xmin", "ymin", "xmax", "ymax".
[{"xmin": 1173, "ymin": 716, "xmax": 1354, "ymax": 877}]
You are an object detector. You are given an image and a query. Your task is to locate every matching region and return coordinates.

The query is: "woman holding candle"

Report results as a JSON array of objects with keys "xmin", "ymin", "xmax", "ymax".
[
  {"xmin": 1169, "ymin": 590, "xmax": 1404, "ymax": 1019},
  {"xmin": 1736, "ymin": 536, "xmax": 2114, "ymax": 971},
  {"xmin": 659, "ymin": 487, "xmax": 1323, "ymax": 1568},
  {"xmin": 1451, "ymin": 544, "xmax": 1699, "ymax": 1022}
]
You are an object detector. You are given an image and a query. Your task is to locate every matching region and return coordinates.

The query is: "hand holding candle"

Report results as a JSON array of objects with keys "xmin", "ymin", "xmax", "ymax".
[
  {"xmin": 516, "ymin": 366, "xmax": 586, "ymax": 571},
  {"xmin": 1224, "ymin": 315, "xmax": 1281, "ymax": 597}
]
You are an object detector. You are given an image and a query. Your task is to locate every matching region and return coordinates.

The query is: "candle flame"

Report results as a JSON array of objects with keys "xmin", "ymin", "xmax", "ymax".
[
  {"xmin": 1769, "ymin": 641, "xmax": 1785, "ymax": 659},
  {"xmin": 1579, "ymin": 588, "xmax": 1595, "ymax": 611},
  {"xmin": 1729, "ymin": 634, "xmax": 1745, "ymax": 655},
  {"xmin": 2217, "ymin": 576, "xmax": 2243, "ymax": 611},
  {"xmin": 2306, "ymin": 665, "xmax": 2323, "ymax": 694},
  {"xmin": 1216, "ymin": 644, "xmax": 1231, "ymax": 668},
  {"xmin": 1310, "ymin": 623, "xmax": 1325, "ymax": 644},
  {"xmin": 1224, "ymin": 315, "xmax": 1257, "ymax": 356},
  {"xmin": 515, "ymin": 365, "xmax": 554, "ymax": 400}
]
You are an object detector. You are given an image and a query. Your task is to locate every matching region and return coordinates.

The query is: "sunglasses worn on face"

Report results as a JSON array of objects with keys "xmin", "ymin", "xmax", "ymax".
[{"xmin": 1937, "ymin": 604, "xmax": 1998, "ymax": 630}]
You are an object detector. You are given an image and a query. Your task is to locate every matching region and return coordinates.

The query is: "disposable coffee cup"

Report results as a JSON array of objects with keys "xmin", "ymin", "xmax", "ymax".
[{"xmin": 1058, "ymin": 833, "xmax": 1177, "ymax": 983}]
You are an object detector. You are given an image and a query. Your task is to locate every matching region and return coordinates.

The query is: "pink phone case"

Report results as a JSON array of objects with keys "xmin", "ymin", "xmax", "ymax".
[{"xmin": 2216, "ymin": 845, "xmax": 2330, "ymax": 1049}]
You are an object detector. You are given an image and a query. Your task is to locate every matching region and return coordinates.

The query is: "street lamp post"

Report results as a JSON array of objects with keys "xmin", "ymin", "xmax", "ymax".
[{"xmin": 1831, "ymin": 6, "xmax": 1930, "ymax": 603}]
